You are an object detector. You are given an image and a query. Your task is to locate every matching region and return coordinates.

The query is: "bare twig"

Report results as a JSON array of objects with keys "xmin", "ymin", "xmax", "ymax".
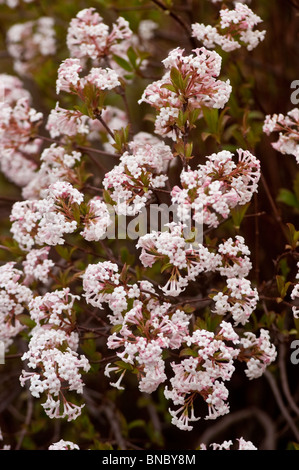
[
  {"xmin": 278, "ymin": 342, "xmax": 299, "ymax": 418},
  {"xmin": 264, "ymin": 369, "xmax": 299, "ymax": 442}
]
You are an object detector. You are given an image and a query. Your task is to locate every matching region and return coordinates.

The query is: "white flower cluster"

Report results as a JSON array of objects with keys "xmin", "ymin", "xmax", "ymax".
[
  {"xmin": 291, "ymin": 262, "xmax": 299, "ymax": 319},
  {"xmin": 172, "ymin": 149, "xmax": 260, "ymax": 228},
  {"xmin": 56, "ymin": 58, "xmax": 120, "ymax": 95},
  {"xmin": 137, "ymin": 223, "xmax": 220, "ymax": 296},
  {"xmin": 6, "ymin": 17, "xmax": 56, "ymax": 77},
  {"xmin": 20, "ymin": 288, "xmax": 90, "ymax": 421},
  {"xmin": 22, "ymin": 247, "xmax": 54, "ymax": 285},
  {"xmin": 10, "ymin": 182, "xmax": 82, "ymax": 251},
  {"xmin": 67, "ymin": 8, "xmax": 132, "ymax": 61},
  {"xmin": 139, "ymin": 47, "xmax": 232, "ymax": 139},
  {"xmin": 165, "ymin": 321, "xmax": 240, "ymax": 430},
  {"xmin": 263, "ymin": 108, "xmax": 299, "ymax": 163},
  {"xmin": 22, "ymin": 144, "xmax": 82, "ymax": 200},
  {"xmin": 0, "ymin": 262, "xmax": 32, "ymax": 351},
  {"xmin": 48, "ymin": 439, "xmax": 80, "ymax": 450},
  {"xmin": 240, "ymin": 330, "xmax": 277, "ymax": 379},
  {"xmin": 192, "ymin": 3, "xmax": 265, "ymax": 52},
  {"xmin": 103, "ymin": 140, "xmax": 173, "ymax": 216},
  {"xmin": 0, "ymin": 0, "xmax": 34, "ymax": 7}
]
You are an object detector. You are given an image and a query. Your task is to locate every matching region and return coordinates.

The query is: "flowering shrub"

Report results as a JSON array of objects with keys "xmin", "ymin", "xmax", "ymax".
[{"xmin": 0, "ymin": 0, "xmax": 298, "ymax": 452}]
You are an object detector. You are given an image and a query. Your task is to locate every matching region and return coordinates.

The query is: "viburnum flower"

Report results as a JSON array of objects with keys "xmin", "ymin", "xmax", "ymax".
[
  {"xmin": 46, "ymin": 103, "xmax": 89, "ymax": 139},
  {"xmin": 217, "ymin": 235, "xmax": 252, "ymax": 278},
  {"xmin": 22, "ymin": 247, "xmax": 54, "ymax": 285},
  {"xmin": 67, "ymin": 8, "xmax": 133, "ymax": 61},
  {"xmin": 164, "ymin": 322, "xmax": 240, "ymax": 430},
  {"xmin": 20, "ymin": 327, "xmax": 90, "ymax": 421},
  {"xmin": 106, "ymin": 300, "xmax": 190, "ymax": 393},
  {"xmin": 6, "ymin": 17, "xmax": 56, "ymax": 77},
  {"xmin": 192, "ymin": 3, "xmax": 266, "ymax": 52},
  {"xmin": 291, "ymin": 262, "xmax": 299, "ymax": 319},
  {"xmin": 139, "ymin": 47, "xmax": 232, "ymax": 139},
  {"xmin": 28, "ymin": 288, "xmax": 79, "ymax": 327},
  {"xmin": 239, "ymin": 329, "xmax": 277, "ymax": 379},
  {"xmin": 10, "ymin": 182, "xmax": 83, "ymax": 251},
  {"xmin": 48, "ymin": 440, "xmax": 80, "ymax": 450},
  {"xmin": 0, "ymin": 262, "xmax": 33, "ymax": 351},
  {"xmin": 212, "ymin": 277, "xmax": 259, "ymax": 325},
  {"xmin": 263, "ymin": 108, "xmax": 299, "ymax": 163},
  {"xmin": 137, "ymin": 222, "xmax": 221, "ymax": 296},
  {"xmin": 56, "ymin": 58, "xmax": 121, "ymax": 96},
  {"xmin": 80, "ymin": 196, "xmax": 112, "ymax": 241},
  {"xmin": 171, "ymin": 149, "xmax": 260, "ymax": 228},
  {"xmin": 0, "ymin": 74, "xmax": 31, "ymax": 105},
  {"xmin": 0, "ymin": 97, "xmax": 43, "ymax": 153},
  {"xmin": 0, "ymin": 148, "xmax": 37, "ymax": 188},
  {"xmin": 103, "ymin": 139, "xmax": 173, "ymax": 216},
  {"xmin": 22, "ymin": 144, "xmax": 82, "ymax": 200}
]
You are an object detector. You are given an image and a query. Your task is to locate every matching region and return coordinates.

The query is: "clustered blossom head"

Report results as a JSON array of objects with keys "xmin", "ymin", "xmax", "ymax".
[
  {"xmin": 67, "ymin": 8, "xmax": 132, "ymax": 61},
  {"xmin": 0, "ymin": 262, "xmax": 33, "ymax": 351},
  {"xmin": 139, "ymin": 47, "xmax": 232, "ymax": 139},
  {"xmin": 263, "ymin": 108, "xmax": 299, "ymax": 163},
  {"xmin": 56, "ymin": 58, "xmax": 120, "ymax": 96},
  {"xmin": 239, "ymin": 330, "xmax": 277, "ymax": 379},
  {"xmin": 22, "ymin": 247, "xmax": 54, "ymax": 285},
  {"xmin": 48, "ymin": 439, "xmax": 80, "ymax": 450},
  {"xmin": 0, "ymin": 74, "xmax": 31, "ymax": 105},
  {"xmin": 20, "ymin": 327, "xmax": 90, "ymax": 421},
  {"xmin": 171, "ymin": 149, "xmax": 260, "ymax": 228},
  {"xmin": 137, "ymin": 223, "xmax": 220, "ymax": 296},
  {"xmin": 22, "ymin": 144, "xmax": 82, "ymax": 200},
  {"xmin": 291, "ymin": 262, "xmax": 299, "ymax": 319},
  {"xmin": 6, "ymin": 17, "xmax": 56, "ymax": 77},
  {"xmin": 80, "ymin": 196, "xmax": 112, "ymax": 241},
  {"xmin": 46, "ymin": 104, "xmax": 89, "ymax": 139},
  {"xmin": 106, "ymin": 300, "xmax": 190, "ymax": 394},
  {"xmin": 10, "ymin": 182, "xmax": 83, "ymax": 251},
  {"xmin": 0, "ymin": 96, "xmax": 42, "ymax": 187},
  {"xmin": 192, "ymin": 2, "xmax": 265, "ymax": 52},
  {"xmin": 103, "ymin": 140, "xmax": 173, "ymax": 216},
  {"xmin": 20, "ymin": 287, "xmax": 90, "ymax": 421},
  {"xmin": 213, "ymin": 278, "xmax": 259, "ymax": 326},
  {"xmin": 164, "ymin": 321, "xmax": 240, "ymax": 430}
]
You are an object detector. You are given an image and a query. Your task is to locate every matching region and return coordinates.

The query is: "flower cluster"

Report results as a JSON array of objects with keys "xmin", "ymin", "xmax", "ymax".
[
  {"xmin": 192, "ymin": 2, "xmax": 265, "ymax": 52},
  {"xmin": 22, "ymin": 247, "xmax": 54, "ymax": 285},
  {"xmin": 239, "ymin": 329, "xmax": 277, "ymax": 379},
  {"xmin": 165, "ymin": 321, "xmax": 240, "ymax": 430},
  {"xmin": 0, "ymin": 262, "xmax": 32, "ymax": 351},
  {"xmin": 7, "ymin": 17, "xmax": 56, "ymax": 77},
  {"xmin": 263, "ymin": 108, "xmax": 299, "ymax": 163},
  {"xmin": 103, "ymin": 139, "xmax": 173, "ymax": 216},
  {"xmin": 139, "ymin": 47, "xmax": 232, "ymax": 139},
  {"xmin": 10, "ymin": 182, "xmax": 83, "ymax": 251},
  {"xmin": 48, "ymin": 440, "xmax": 80, "ymax": 450},
  {"xmin": 20, "ymin": 288, "xmax": 90, "ymax": 421},
  {"xmin": 137, "ymin": 223, "xmax": 220, "ymax": 296},
  {"xmin": 22, "ymin": 144, "xmax": 82, "ymax": 200},
  {"xmin": 171, "ymin": 149, "xmax": 260, "ymax": 228},
  {"xmin": 291, "ymin": 262, "xmax": 299, "ymax": 319},
  {"xmin": 67, "ymin": 8, "xmax": 132, "ymax": 62}
]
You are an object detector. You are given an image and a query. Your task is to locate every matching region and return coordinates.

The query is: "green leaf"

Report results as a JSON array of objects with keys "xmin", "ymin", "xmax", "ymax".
[
  {"xmin": 277, "ymin": 189, "xmax": 299, "ymax": 208},
  {"xmin": 112, "ymin": 54, "xmax": 133, "ymax": 72}
]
